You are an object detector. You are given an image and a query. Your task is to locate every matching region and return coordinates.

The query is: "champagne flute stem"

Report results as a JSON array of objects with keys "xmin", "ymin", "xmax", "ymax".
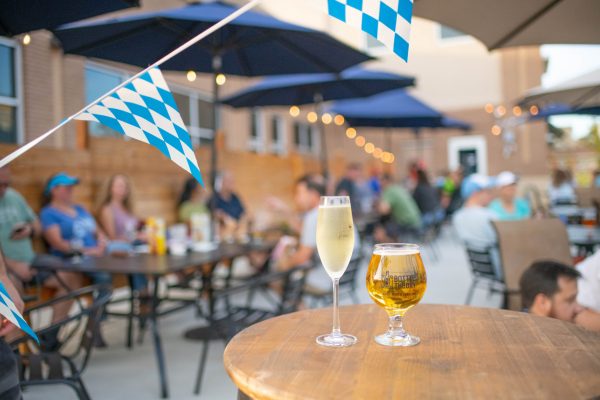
[
  {"xmin": 388, "ymin": 314, "xmax": 406, "ymax": 338},
  {"xmin": 331, "ymin": 278, "xmax": 341, "ymax": 337}
]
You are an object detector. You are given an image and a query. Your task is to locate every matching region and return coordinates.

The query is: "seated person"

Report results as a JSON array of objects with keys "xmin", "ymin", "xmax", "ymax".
[
  {"xmin": 520, "ymin": 260, "xmax": 600, "ymax": 332},
  {"xmin": 576, "ymin": 250, "xmax": 600, "ymax": 313},
  {"xmin": 488, "ymin": 171, "xmax": 531, "ymax": 221},
  {"xmin": 452, "ymin": 174, "xmax": 502, "ymax": 279},
  {"xmin": 177, "ymin": 177, "xmax": 210, "ymax": 226},
  {"xmin": 278, "ymin": 175, "xmax": 360, "ymax": 292},
  {"xmin": 211, "ymin": 171, "xmax": 249, "ymax": 241},
  {"xmin": 40, "ymin": 173, "xmax": 112, "ymax": 346},
  {"xmin": 376, "ymin": 173, "xmax": 422, "ymax": 242},
  {"xmin": 0, "ymin": 167, "xmax": 81, "ymax": 326},
  {"xmin": 97, "ymin": 174, "xmax": 147, "ymax": 293},
  {"xmin": 412, "ymin": 168, "xmax": 444, "ymax": 227}
]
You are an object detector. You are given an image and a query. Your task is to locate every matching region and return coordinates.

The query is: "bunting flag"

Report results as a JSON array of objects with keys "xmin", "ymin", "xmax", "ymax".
[
  {"xmin": 0, "ymin": 281, "xmax": 38, "ymax": 343},
  {"xmin": 325, "ymin": 0, "xmax": 413, "ymax": 61},
  {"xmin": 76, "ymin": 67, "xmax": 204, "ymax": 186}
]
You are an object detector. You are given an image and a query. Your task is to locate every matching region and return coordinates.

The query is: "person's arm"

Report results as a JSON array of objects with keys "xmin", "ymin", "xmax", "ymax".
[
  {"xmin": 378, "ymin": 199, "xmax": 391, "ymax": 216},
  {"xmin": 44, "ymin": 225, "xmax": 72, "ymax": 254},
  {"xmin": 99, "ymin": 206, "xmax": 117, "ymax": 241},
  {"xmin": 278, "ymin": 245, "xmax": 314, "ymax": 270},
  {"xmin": 84, "ymin": 225, "xmax": 108, "ymax": 257},
  {"xmin": 0, "ymin": 250, "xmax": 24, "ymax": 336},
  {"xmin": 574, "ymin": 308, "xmax": 600, "ymax": 332}
]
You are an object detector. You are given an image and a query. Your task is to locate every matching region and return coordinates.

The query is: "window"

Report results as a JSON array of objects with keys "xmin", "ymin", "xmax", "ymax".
[
  {"xmin": 293, "ymin": 122, "xmax": 318, "ymax": 155},
  {"xmin": 85, "ymin": 63, "xmax": 214, "ymax": 146},
  {"xmin": 248, "ymin": 109, "xmax": 264, "ymax": 152},
  {"xmin": 85, "ymin": 65, "xmax": 127, "ymax": 137},
  {"xmin": 0, "ymin": 38, "xmax": 22, "ymax": 144},
  {"xmin": 439, "ymin": 25, "xmax": 468, "ymax": 40},
  {"xmin": 270, "ymin": 115, "xmax": 286, "ymax": 155}
]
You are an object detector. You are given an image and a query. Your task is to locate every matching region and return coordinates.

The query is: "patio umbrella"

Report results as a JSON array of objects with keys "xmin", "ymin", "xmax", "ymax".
[
  {"xmin": 413, "ymin": 0, "xmax": 600, "ymax": 50},
  {"xmin": 329, "ymin": 89, "xmax": 471, "ymax": 157},
  {"xmin": 519, "ymin": 68, "xmax": 600, "ymax": 109},
  {"xmin": 529, "ymin": 103, "xmax": 600, "ymax": 120},
  {"xmin": 52, "ymin": 1, "xmax": 370, "ymax": 187},
  {"xmin": 222, "ymin": 66, "xmax": 415, "ymax": 174},
  {"xmin": 0, "ymin": 0, "xmax": 138, "ymax": 36}
]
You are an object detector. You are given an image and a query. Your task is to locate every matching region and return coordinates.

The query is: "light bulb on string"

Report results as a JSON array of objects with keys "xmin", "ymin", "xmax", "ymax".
[
  {"xmin": 321, "ymin": 113, "xmax": 333, "ymax": 125},
  {"xmin": 307, "ymin": 112, "xmax": 318, "ymax": 123},
  {"xmin": 355, "ymin": 135, "xmax": 365, "ymax": 147},
  {"xmin": 289, "ymin": 106, "xmax": 300, "ymax": 117},
  {"xmin": 334, "ymin": 115, "xmax": 345, "ymax": 126},
  {"xmin": 346, "ymin": 127, "xmax": 357, "ymax": 139},
  {"xmin": 186, "ymin": 70, "xmax": 197, "ymax": 82},
  {"xmin": 215, "ymin": 73, "xmax": 227, "ymax": 86}
]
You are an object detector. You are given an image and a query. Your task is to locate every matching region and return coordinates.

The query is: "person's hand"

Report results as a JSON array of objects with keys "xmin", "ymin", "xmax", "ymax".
[
  {"xmin": 83, "ymin": 246, "xmax": 105, "ymax": 257},
  {"xmin": 10, "ymin": 223, "xmax": 32, "ymax": 241},
  {"xmin": 0, "ymin": 279, "xmax": 24, "ymax": 337}
]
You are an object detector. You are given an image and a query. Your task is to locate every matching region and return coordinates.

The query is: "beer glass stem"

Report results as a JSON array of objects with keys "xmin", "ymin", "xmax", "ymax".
[
  {"xmin": 332, "ymin": 278, "xmax": 341, "ymax": 337},
  {"xmin": 388, "ymin": 314, "xmax": 406, "ymax": 338}
]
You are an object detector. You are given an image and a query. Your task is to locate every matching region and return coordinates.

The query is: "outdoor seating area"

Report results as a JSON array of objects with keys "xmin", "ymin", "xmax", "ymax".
[{"xmin": 0, "ymin": 1, "xmax": 599, "ymax": 399}]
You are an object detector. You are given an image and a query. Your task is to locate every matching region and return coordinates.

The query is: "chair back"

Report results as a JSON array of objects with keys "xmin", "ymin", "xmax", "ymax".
[
  {"xmin": 465, "ymin": 247, "xmax": 497, "ymax": 280},
  {"xmin": 575, "ymin": 187, "xmax": 600, "ymax": 207},
  {"xmin": 493, "ymin": 219, "xmax": 572, "ymax": 311},
  {"xmin": 76, "ymin": 289, "xmax": 112, "ymax": 374},
  {"xmin": 278, "ymin": 264, "xmax": 311, "ymax": 315},
  {"xmin": 339, "ymin": 256, "xmax": 362, "ymax": 290}
]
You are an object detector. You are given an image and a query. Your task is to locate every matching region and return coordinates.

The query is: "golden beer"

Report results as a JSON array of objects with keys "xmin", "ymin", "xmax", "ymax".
[{"xmin": 366, "ymin": 244, "xmax": 426, "ymax": 346}]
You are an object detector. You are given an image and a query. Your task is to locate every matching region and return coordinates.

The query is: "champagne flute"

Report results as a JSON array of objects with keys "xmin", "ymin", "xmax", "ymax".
[
  {"xmin": 366, "ymin": 243, "xmax": 427, "ymax": 346},
  {"xmin": 315, "ymin": 196, "xmax": 357, "ymax": 347}
]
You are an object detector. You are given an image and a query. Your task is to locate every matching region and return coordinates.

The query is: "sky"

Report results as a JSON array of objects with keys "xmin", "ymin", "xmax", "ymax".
[{"xmin": 540, "ymin": 45, "xmax": 600, "ymax": 140}]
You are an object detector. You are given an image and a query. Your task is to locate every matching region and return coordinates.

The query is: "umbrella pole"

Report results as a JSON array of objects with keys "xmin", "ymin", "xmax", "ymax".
[
  {"xmin": 315, "ymin": 93, "xmax": 329, "ymax": 180},
  {"xmin": 210, "ymin": 56, "xmax": 221, "ymax": 241}
]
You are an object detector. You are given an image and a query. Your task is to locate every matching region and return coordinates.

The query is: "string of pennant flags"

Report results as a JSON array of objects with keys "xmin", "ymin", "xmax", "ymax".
[{"xmin": 0, "ymin": 0, "xmax": 412, "ymax": 338}]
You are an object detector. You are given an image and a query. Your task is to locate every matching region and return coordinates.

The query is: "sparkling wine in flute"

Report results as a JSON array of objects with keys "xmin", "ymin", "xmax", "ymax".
[{"xmin": 316, "ymin": 204, "xmax": 354, "ymax": 279}]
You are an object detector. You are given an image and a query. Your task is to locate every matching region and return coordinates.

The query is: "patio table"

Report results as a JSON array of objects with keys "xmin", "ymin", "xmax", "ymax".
[
  {"xmin": 224, "ymin": 304, "xmax": 600, "ymax": 400},
  {"xmin": 32, "ymin": 241, "xmax": 272, "ymax": 398},
  {"xmin": 567, "ymin": 225, "xmax": 600, "ymax": 257}
]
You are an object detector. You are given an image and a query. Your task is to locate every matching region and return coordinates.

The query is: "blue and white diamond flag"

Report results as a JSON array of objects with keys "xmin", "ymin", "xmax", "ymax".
[
  {"xmin": 76, "ymin": 67, "xmax": 204, "ymax": 186},
  {"xmin": 325, "ymin": 0, "xmax": 413, "ymax": 61},
  {"xmin": 0, "ymin": 281, "xmax": 38, "ymax": 343}
]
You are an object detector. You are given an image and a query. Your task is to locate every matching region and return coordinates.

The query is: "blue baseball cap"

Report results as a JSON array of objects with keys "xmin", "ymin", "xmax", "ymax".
[
  {"xmin": 461, "ymin": 174, "xmax": 495, "ymax": 199},
  {"xmin": 45, "ymin": 173, "xmax": 79, "ymax": 194}
]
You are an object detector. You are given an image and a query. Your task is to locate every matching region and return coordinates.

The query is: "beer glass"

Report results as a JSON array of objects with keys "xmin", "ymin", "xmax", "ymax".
[
  {"xmin": 315, "ymin": 196, "xmax": 357, "ymax": 347},
  {"xmin": 366, "ymin": 243, "xmax": 427, "ymax": 346}
]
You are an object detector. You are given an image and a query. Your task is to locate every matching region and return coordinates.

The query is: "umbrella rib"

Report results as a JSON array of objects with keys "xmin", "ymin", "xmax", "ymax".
[
  {"xmin": 571, "ymin": 85, "xmax": 600, "ymax": 110},
  {"xmin": 269, "ymin": 32, "xmax": 341, "ymax": 72},
  {"xmin": 490, "ymin": 0, "xmax": 563, "ymax": 50}
]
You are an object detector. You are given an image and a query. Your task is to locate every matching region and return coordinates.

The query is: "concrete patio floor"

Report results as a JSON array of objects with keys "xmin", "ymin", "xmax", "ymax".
[{"xmin": 23, "ymin": 226, "xmax": 502, "ymax": 400}]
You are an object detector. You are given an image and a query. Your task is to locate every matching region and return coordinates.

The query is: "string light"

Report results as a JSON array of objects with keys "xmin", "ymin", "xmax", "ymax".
[
  {"xmin": 334, "ymin": 115, "xmax": 345, "ymax": 126},
  {"xmin": 321, "ymin": 113, "xmax": 333, "ymax": 125},
  {"xmin": 307, "ymin": 112, "xmax": 318, "ymax": 123},
  {"xmin": 512, "ymin": 106, "xmax": 522, "ymax": 116},
  {"xmin": 355, "ymin": 135, "xmax": 365, "ymax": 147},
  {"xmin": 346, "ymin": 127, "xmax": 357, "ymax": 139},
  {"xmin": 388, "ymin": 153, "xmax": 395, "ymax": 163},
  {"xmin": 373, "ymin": 148, "xmax": 383, "ymax": 159},
  {"xmin": 491, "ymin": 125, "xmax": 502, "ymax": 136},
  {"xmin": 364, "ymin": 142, "xmax": 375, "ymax": 154},
  {"xmin": 484, "ymin": 103, "xmax": 494, "ymax": 114},
  {"xmin": 22, "ymin": 34, "xmax": 31, "ymax": 46},
  {"xmin": 529, "ymin": 105, "xmax": 539, "ymax": 116},
  {"xmin": 289, "ymin": 106, "xmax": 300, "ymax": 117},
  {"xmin": 186, "ymin": 70, "xmax": 197, "ymax": 82},
  {"xmin": 496, "ymin": 105, "xmax": 506, "ymax": 117},
  {"xmin": 215, "ymin": 73, "xmax": 227, "ymax": 86}
]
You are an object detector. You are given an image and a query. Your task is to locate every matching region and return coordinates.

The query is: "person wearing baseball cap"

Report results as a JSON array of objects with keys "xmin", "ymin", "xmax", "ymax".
[
  {"xmin": 488, "ymin": 171, "xmax": 532, "ymax": 221},
  {"xmin": 453, "ymin": 174, "xmax": 502, "ymax": 279}
]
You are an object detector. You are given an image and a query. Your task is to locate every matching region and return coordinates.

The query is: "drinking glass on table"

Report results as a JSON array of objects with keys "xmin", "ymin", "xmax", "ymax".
[
  {"xmin": 366, "ymin": 243, "xmax": 427, "ymax": 346},
  {"xmin": 315, "ymin": 196, "xmax": 357, "ymax": 347}
]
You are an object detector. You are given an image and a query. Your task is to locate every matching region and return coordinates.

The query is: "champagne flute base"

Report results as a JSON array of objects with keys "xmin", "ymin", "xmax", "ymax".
[
  {"xmin": 374, "ymin": 332, "xmax": 420, "ymax": 347},
  {"xmin": 316, "ymin": 333, "xmax": 357, "ymax": 347}
]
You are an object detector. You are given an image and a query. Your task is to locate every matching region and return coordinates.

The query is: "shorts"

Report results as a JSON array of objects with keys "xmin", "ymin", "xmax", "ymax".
[{"xmin": 0, "ymin": 339, "xmax": 21, "ymax": 400}]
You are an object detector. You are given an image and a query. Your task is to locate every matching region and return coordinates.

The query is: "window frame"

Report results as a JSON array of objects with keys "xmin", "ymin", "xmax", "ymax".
[
  {"xmin": 0, "ymin": 36, "xmax": 24, "ymax": 145},
  {"xmin": 270, "ymin": 114, "xmax": 286, "ymax": 156},
  {"xmin": 293, "ymin": 121, "xmax": 319, "ymax": 156},
  {"xmin": 248, "ymin": 108, "xmax": 265, "ymax": 153}
]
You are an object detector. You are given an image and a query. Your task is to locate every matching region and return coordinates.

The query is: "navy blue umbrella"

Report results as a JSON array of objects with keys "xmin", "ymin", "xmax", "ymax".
[
  {"xmin": 53, "ymin": 1, "xmax": 370, "ymax": 187},
  {"xmin": 0, "ymin": 0, "xmax": 138, "ymax": 36},
  {"xmin": 222, "ymin": 67, "xmax": 415, "ymax": 107},
  {"xmin": 330, "ymin": 89, "xmax": 471, "ymax": 129},
  {"xmin": 53, "ymin": 1, "xmax": 370, "ymax": 76}
]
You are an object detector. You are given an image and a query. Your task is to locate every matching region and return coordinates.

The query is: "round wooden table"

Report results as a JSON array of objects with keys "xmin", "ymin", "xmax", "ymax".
[{"xmin": 224, "ymin": 304, "xmax": 600, "ymax": 399}]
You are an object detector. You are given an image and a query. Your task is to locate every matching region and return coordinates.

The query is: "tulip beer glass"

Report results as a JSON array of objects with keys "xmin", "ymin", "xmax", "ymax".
[{"xmin": 366, "ymin": 243, "xmax": 427, "ymax": 346}]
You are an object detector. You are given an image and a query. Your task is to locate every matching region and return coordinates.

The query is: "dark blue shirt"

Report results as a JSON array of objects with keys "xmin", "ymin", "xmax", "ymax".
[{"xmin": 212, "ymin": 192, "xmax": 245, "ymax": 221}]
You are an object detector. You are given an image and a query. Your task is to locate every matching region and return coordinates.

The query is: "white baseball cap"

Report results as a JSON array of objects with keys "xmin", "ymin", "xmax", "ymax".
[{"xmin": 495, "ymin": 171, "xmax": 518, "ymax": 188}]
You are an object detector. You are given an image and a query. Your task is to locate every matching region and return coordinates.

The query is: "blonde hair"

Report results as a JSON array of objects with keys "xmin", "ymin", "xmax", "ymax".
[{"xmin": 96, "ymin": 174, "xmax": 135, "ymax": 215}]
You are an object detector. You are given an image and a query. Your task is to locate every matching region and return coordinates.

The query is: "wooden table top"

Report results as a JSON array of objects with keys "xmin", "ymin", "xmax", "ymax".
[
  {"xmin": 32, "ymin": 241, "xmax": 273, "ymax": 275},
  {"xmin": 224, "ymin": 304, "xmax": 600, "ymax": 400}
]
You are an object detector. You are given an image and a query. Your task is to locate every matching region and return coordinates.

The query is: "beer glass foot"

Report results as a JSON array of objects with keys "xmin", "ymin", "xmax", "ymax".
[
  {"xmin": 316, "ymin": 333, "xmax": 358, "ymax": 347},
  {"xmin": 374, "ymin": 332, "xmax": 420, "ymax": 347}
]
